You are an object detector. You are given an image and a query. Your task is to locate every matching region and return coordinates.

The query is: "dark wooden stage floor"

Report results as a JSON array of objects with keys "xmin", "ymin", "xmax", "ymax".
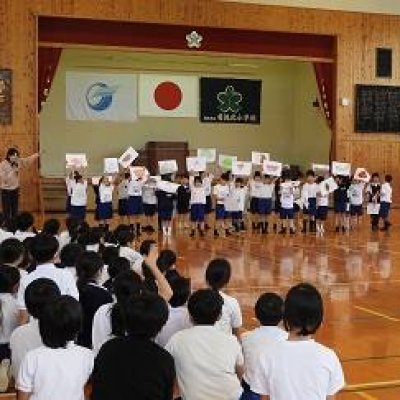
[{"xmin": 40, "ymin": 210, "xmax": 400, "ymax": 400}]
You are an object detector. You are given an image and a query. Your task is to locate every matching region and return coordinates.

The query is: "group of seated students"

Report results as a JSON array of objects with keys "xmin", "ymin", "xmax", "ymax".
[{"xmin": 0, "ymin": 211, "xmax": 345, "ymax": 400}]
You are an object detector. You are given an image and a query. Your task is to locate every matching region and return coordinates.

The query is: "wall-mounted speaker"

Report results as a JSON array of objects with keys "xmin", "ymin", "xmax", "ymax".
[{"xmin": 376, "ymin": 48, "xmax": 392, "ymax": 78}]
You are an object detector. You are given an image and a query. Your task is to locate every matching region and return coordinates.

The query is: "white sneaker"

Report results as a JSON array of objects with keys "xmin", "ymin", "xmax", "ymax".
[
  {"xmin": 162, "ymin": 227, "xmax": 167, "ymax": 236},
  {"xmin": 167, "ymin": 227, "xmax": 172, "ymax": 236},
  {"xmin": 0, "ymin": 359, "xmax": 10, "ymax": 393}
]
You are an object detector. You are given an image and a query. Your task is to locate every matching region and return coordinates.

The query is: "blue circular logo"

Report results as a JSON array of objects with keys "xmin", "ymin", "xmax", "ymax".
[{"xmin": 85, "ymin": 82, "xmax": 115, "ymax": 111}]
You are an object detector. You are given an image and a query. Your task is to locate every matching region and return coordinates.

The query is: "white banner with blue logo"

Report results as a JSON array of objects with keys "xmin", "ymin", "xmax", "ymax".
[{"xmin": 66, "ymin": 72, "xmax": 137, "ymax": 121}]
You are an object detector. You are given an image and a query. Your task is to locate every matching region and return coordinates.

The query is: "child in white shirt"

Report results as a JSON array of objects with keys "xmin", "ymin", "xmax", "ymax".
[
  {"xmin": 127, "ymin": 174, "xmax": 147, "ymax": 236},
  {"xmin": 17, "ymin": 296, "xmax": 94, "ymax": 400},
  {"xmin": 114, "ymin": 225, "xmax": 143, "ymax": 269},
  {"xmin": 257, "ymin": 175, "xmax": 274, "ymax": 234},
  {"xmin": 94, "ymin": 176, "xmax": 115, "ymax": 231},
  {"xmin": 301, "ymin": 170, "xmax": 318, "ymax": 233},
  {"xmin": 190, "ymin": 176, "xmax": 207, "ymax": 237},
  {"xmin": 348, "ymin": 178, "xmax": 365, "ymax": 229},
  {"xmin": 14, "ymin": 212, "xmax": 36, "ymax": 242},
  {"xmin": 67, "ymin": 170, "xmax": 88, "ymax": 221},
  {"xmin": 249, "ymin": 172, "xmax": 263, "ymax": 232},
  {"xmin": 379, "ymin": 174, "xmax": 393, "ymax": 231},
  {"xmin": 230, "ymin": 177, "xmax": 248, "ymax": 232},
  {"xmin": 279, "ymin": 172, "xmax": 295, "ymax": 235},
  {"xmin": 213, "ymin": 173, "xmax": 231, "ymax": 237},
  {"xmin": 205, "ymin": 258, "xmax": 242, "ymax": 337},
  {"xmin": 316, "ymin": 176, "xmax": 329, "ymax": 235},
  {"xmin": 251, "ymin": 283, "xmax": 345, "ymax": 400},
  {"xmin": 142, "ymin": 180, "xmax": 158, "ymax": 233},
  {"xmin": 242, "ymin": 293, "xmax": 288, "ymax": 399},
  {"xmin": 117, "ymin": 171, "xmax": 130, "ymax": 224}
]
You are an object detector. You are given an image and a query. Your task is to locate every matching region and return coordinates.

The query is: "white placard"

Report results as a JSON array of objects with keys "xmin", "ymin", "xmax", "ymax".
[
  {"xmin": 186, "ymin": 157, "xmax": 207, "ymax": 172},
  {"xmin": 91, "ymin": 176, "xmax": 101, "ymax": 186},
  {"xmin": 103, "ymin": 158, "xmax": 119, "ymax": 174},
  {"xmin": 232, "ymin": 161, "xmax": 252, "ymax": 176},
  {"xmin": 66, "ymin": 153, "xmax": 87, "ymax": 168},
  {"xmin": 331, "ymin": 161, "xmax": 351, "ymax": 176},
  {"xmin": 354, "ymin": 167, "xmax": 371, "ymax": 183},
  {"xmin": 262, "ymin": 160, "xmax": 283, "ymax": 177},
  {"xmin": 218, "ymin": 155, "xmax": 238, "ymax": 170},
  {"xmin": 119, "ymin": 147, "xmax": 139, "ymax": 168},
  {"xmin": 197, "ymin": 148, "xmax": 217, "ymax": 163},
  {"xmin": 312, "ymin": 163, "xmax": 330, "ymax": 176},
  {"xmin": 156, "ymin": 180, "xmax": 180, "ymax": 194},
  {"xmin": 319, "ymin": 176, "xmax": 338, "ymax": 195},
  {"xmin": 367, "ymin": 203, "xmax": 380, "ymax": 215},
  {"xmin": 130, "ymin": 166, "xmax": 149, "ymax": 181},
  {"xmin": 158, "ymin": 160, "xmax": 178, "ymax": 175},
  {"xmin": 252, "ymin": 151, "xmax": 270, "ymax": 165}
]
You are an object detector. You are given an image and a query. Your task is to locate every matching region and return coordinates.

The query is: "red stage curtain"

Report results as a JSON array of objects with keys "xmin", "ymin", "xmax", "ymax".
[
  {"xmin": 313, "ymin": 62, "xmax": 335, "ymax": 160},
  {"xmin": 38, "ymin": 47, "xmax": 62, "ymax": 113}
]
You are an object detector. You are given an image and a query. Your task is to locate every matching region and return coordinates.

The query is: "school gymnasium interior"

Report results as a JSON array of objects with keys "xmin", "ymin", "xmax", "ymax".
[{"xmin": 2, "ymin": 0, "xmax": 400, "ymax": 399}]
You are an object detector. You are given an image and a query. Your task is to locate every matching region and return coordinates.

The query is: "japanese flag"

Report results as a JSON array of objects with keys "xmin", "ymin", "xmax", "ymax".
[{"xmin": 139, "ymin": 74, "xmax": 198, "ymax": 117}]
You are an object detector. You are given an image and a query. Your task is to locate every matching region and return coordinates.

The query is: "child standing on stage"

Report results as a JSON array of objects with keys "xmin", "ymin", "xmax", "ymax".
[
  {"xmin": 213, "ymin": 173, "xmax": 231, "ymax": 237},
  {"xmin": 316, "ymin": 176, "xmax": 329, "ymax": 235},
  {"xmin": 117, "ymin": 170, "xmax": 130, "ymax": 224},
  {"xmin": 249, "ymin": 172, "xmax": 262, "ymax": 232},
  {"xmin": 176, "ymin": 175, "xmax": 191, "ymax": 230},
  {"xmin": 301, "ymin": 170, "xmax": 318, "ymax": 233},
  {"xmin": 199, "ymin": 171, "xmax": 213, "ymax": 230},
  {"xmin": 273, "ymin": 177, "xmax": 282, "ymax": 233},
  {"xmin": 380, "ymin": 174, "xmax": 392, "ymax": 231},
  {"xmin": 348, "ymin": 177, "xmax": 365, "ymax": 230},
  {"xmin": 367, "ymin": 173, "xmax": 381, "ymax": 231},
  {"xmin": 142, "ymin": 179, "xmax": 158, "ymax": 233},
  {"xmin": 230, "ymin": 177, "xmax": 248, "ymax": 232},
  {"xmin": 190, "ymin": 176, "xmax": 206, "ymax": 237},
  {"xmin": 127, "ymin": 173, "xmax": 146, "ymax": 236},
  {"xmin": 257, "ymin": 175, "xmax": 274, "ymax": 234},
  {"xmin": 333, "ymin": 175, "xmax": 349, "ymax": 233},
  {"xmin": 156, "ymin": 175, "xmax": 176, "ymax": 237},
  {"xmin": 279, "ymin": 172, "xmax": 295, "ymax": 235},
  {"xmin": 94, "ymin": 176, "xmax": 115, "ymax": 231},
  {"xmin": 66, "ymin": 169, "xmax": 88, "ymax": 221}
]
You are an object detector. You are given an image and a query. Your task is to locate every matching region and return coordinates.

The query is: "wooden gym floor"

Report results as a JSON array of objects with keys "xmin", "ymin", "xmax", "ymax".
[{"xmin": 29, "ymin": 209, "xmax": 400, "ymax": 400}]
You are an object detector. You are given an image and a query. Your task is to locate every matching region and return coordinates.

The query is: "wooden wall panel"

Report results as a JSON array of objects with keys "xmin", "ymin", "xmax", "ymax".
[{"xmin": 1, "ymin": 0, "xmax": 400, "ymax": 209}]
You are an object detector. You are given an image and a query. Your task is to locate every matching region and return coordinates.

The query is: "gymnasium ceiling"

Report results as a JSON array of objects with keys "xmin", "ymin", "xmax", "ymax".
[{"xmin": 223, "ymin": 0, "xmax": 400, "ymax": 15}]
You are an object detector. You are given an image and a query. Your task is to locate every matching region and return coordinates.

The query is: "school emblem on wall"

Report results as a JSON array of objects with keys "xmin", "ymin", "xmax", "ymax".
[
  {"xmin": 0, "ymin": 69, "xmax": 12, "ymax": 125},
  {"xmin": 200, "ymin": 78, "xmax": 261, "ymax": 124}
]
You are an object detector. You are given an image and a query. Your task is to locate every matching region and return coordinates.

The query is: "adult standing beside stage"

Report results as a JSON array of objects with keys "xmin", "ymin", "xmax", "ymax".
[{"xmin": 0, "ymin": 148, "xmax": 39, "ymax": 223}]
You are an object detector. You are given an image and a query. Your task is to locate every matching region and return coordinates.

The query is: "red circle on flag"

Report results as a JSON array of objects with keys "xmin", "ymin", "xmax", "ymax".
[{"xmin": 154, "ymin": 81, "xmax": 182, "ymax": 111}]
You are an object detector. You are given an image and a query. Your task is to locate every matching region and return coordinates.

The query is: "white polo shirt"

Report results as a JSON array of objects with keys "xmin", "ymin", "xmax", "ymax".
[
  {"xmin": 166, "ymin": 325, "xmax": 244, "ymax": 400},
  {"xmin": 280, "ymin": 182, "xmax": 294, "ymax": 209},
  {"xmin": 213, "ymin": 184, "xmax": 230, "ymax": 205},
  {"xmin": 117, "ymin": 180, "xmax": 129, "ymax": 200},
  {"xmin": 99, "ymin": 184, "xmax": 114, "ymax": 204},
  {"xmin": 127, "ymin": 179, "xmax": 144, "ymax": 197},
  {"xmin": 17, "ymin": 263, "xmax": 79, "ymax": 310},
  {"xmin": 242, "ymin": 326, "xmax": 288, "ymax": 386},
  {"xmin": 92, "ymin": 303, "xmax": 113, "ymax": 356},
  {"xmin": 0, "ymin": 228, "xmax": 13, "ymax": 243},
  {"xmin": 14, "ymin": 231, "xmax": 36, "ymax": 242},
  {"xmin": 348, "ymin": 183, "xmax": 365, "ymax": 206},
  {"xmin": 0, "ymin": 293, "xmax": 19, "ymax": 344},
  {"xmin": 190, "ymin": 186, "xmax": 206, "ymax": 205},
  {"xmin": 250, "ymin": 181, "xmax": 263, "ymax": 198},
  {"xmin": 10, "ymin": 318, "xmax": 43, "ymax": 378},
  {"xmin": 155, "ymin": 306, "xmax": 192, "ymax": 348},
  {"xmin": 119, "ymin": 247, "xmax": 143, "ymax": 267},
  {"xmin": 250, "ymin": 339, "xmax": 345, "ymax": 400},
  {"xmin": 70, "ymin": 180, "xmax": 88, "ymax": 207},
  {"xmin": 215, "ymin": 291, "xmax": 242, "ymax": 334},
  {"xmin": 381, "ymin": 182, "xmax": 392, "ymax": 203},
  {"xmin": 17, "ymin": 343, "xmax": 94, "ymax": 400}
]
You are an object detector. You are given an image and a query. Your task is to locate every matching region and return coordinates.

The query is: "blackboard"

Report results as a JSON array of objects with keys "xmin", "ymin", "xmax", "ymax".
[{"xmin": 355, "ymin": 84, "xmax": 400, "ymax": 133}]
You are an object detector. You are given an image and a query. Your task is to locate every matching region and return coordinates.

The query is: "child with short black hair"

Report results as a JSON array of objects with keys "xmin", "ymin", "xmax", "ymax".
[
  {"xmin": 10, "ymin": 278, "xmax": 61, "ymax": 379},
  {"xmin": 142, "ymin": 179, "xmax": 158, "ymax": 233},
  {"xmin": 166, "ymin": 288, "xmax": 244, "ymax": 400},
  {"xmin": 213, "ymin": 173, "xmax": 231, "ymax": 237},
  {"xmin": 230, "ymin": 177, "xmax": 248, "ymax": 232},
  {"xmin": 189, "ymin": 176, "xmax": 207, "ymax": 237},
  {"xmin": 249, "ymin": 171, "xmax": 262, "ymax": 232},
  {"xmin": 103, "ymin": 257, "xmax": 131, "ymax": 293},
  {"xmin": 127, "ymin": 173, "xmax": 146, "ymax": 236},
  {"xmin": 251, "ymin": 283, "xmax": 345, "ymax": 400},
  {"xmin": 0, "ymin": 213, "xmax": 13, "ymax": 244},
  {"xmin": 348, "ymin": 177, "xmax": 365, "ymax": 230},
  {"xmin": 14, "ymin": 212, "xmax": 36, "ymax": 241},
  {"xmin": 17, "ymin": 295, "xmax": 94, "ymax": 400},
  {"xmin": 279, "ymin": 172, "xmax": 295, "ymax": 235},
  {"xmin": 315, "ymin": 176, "xmax": 329, "ymax": 235},
  {"xmin": 367, "ymin": 173, "xmax": 381, "ymax": 231},
  {"xmin": 114, "ymin": 224, "xmax": 143, "ymax": 268},
  {"xmin": 117, "ymin": 169, "xmax": 130, "ymax": 223},
  {"xmin": 92, "ymin": 292, "xmax": 175, "ymax": 400},
  {"xmin": 76, "ymin": 251, "xmax": 113, "ymax": 349},
  {"xmin": 301, "ymin": 170, "xmax": 318, "ymax": 233},
  {"xmin": 156, "ymin": 174, "xmax": 176, "ymax": 237},
  {"xmin": 156, "ymin": 249, "xmax": 181, "ymax": 281},
  {"xmin": 42, "ymin": 218, "xmax": 61, "ymax": 237},
  {"xmin": 155, "ymin": 276, "xmax": 192, "ymax": 347},
  {"xmin": 380, "ymin": 174, "xmax": 392, "ymax": 231},
  {"xmin": 257, "ymin": 175, "xmax": 274, "ymax": 234},
  {"xmin": 0, "ymin": 238, "xmax": 27, "ymax": 277},
  {"xmin": 67, "ymin": 169, "xmax": 88, "ymax": 221},
  {"xmin": 333, "ymin": 175, "xmax": 350, "ymax": 233},
  {"xmin": 206, "ymin": 258, "xmax": 242, "ymax": 337},
  {"xmin": 242, "ymin": 293, "xmax": 288, "ymax": 400},
  {"xmin": 94, "ymin": 176, "xmax": 115, "ymax": 231},
  {"xmin": 58, "ymin": 243, "xmax": 84, "ymax": 278},
  {"xmin": 176, "ymin": 174, "xmax": 191, "ymax": 230}
]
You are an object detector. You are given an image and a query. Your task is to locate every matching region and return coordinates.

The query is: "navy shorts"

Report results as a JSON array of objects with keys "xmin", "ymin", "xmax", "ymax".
[
  {"xmin": 159, "ymin": 208, "xmax": 173, "ymax": 221},
  {"xmin": 215, "ymin": 204, "xmax": 227, "ymax": 220},
  {"xmin": 205, "ymin": 195, "xmax": 213, "ymax": 214},
  {"xmin": 379, "ymin": 202, "xmax": 391, "ymax": 218},
  {"xmin": 143, "ymin": 203, "xmax": 157, "ymax": 217},
  {"xmin": 231, "ymin": 211, "xmax": 243, "ymax": 220},
  {"xmin": 258, "ymin": 198, "xmax": 272, "ymax": 215},
  {"xmin": 191, "ymin": 204, "xmax": 206, "ymax": 222},
  {"xmin": 250, "ymin": 198, "xmax": 259, "ymax": 214},
  {"xmin": 70, "ymin": 205, "xmax": 86, "ymax": 220},
  {"xmin": 304, "ymin": 198, "xmax": 317, "ymax": 216},
  {"xmin": 280, "ymin": 208, "xmax": 294, "ymax": 219},
  {"xmin": 97, "ymin": 202, "xmax": 113, "ymax": 220},
  {"xmin": 127, "ymin": 196, "xmax": 143, "ymax": 216},
  {"xmin": 317, "ymin": 206, "xmax": 328, "ymax": 220},
  {"xmin": 334, "ymin": 201, "xmax": 347, "ymax": 213},
  {"xmin": 118, "ymin": 198, "xmax": 128, "ymax": 216},
  {"xmin": 350, "ymin": 205, "xmax": 363, "ymax": 217}
]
